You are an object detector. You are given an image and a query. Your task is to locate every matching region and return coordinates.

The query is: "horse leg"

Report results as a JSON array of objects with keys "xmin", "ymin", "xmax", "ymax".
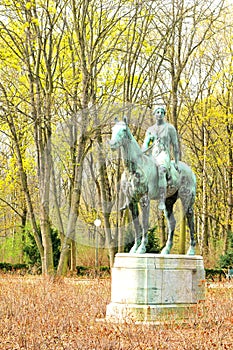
[
  {"xmin": 129, "ymin": 201, "xmax": 142, "ymax": 253},
  {"xmin": 161, "ymin": 192, "xmax": 178, "ymax": 254},
  {"xmin": 136, "ymin": 195, "xmax": 150, "ymax": 253},
  {"xmin": 186, "ymin": 205, "xmax": 196, "ymax": 255}
]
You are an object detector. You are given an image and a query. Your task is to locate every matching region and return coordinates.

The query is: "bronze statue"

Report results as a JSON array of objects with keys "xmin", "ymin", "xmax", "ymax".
[
  {"xmin": 142, "ymin": 107, "xmax": 180, "ymax": 210},
  {"xmin": 110, "ymin": 116, "xmax": 196, "ymax": 255}
]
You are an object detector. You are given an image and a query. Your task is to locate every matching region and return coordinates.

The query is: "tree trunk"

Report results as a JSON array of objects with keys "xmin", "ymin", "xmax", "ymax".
[
  {"xmin": 224, "ymin": 114, "xmax": 233, "ymax": 251},
  {"xmin": 201, "ymin": 123, "xmax": 209, "ymax": 256},
  {"xmin": 179, "ymin": 214, "xmax": 186, "ymax": 254},
  {"xmin": 39, "ymin": 132, "xmax": 54, "ymax": 275},
  {"xmin": 70, "ymin": 241, "xmax": 77, "ymax": 273},
  {"xmin": 57, "ymin": 133, "xmax": 87, "ymax": 275},
  {"xmin": 6, "ymin": 115, "xmax": 45, "ymax": 267},
  {"xmin": 97, "ymin": 133, "xmax": 116, "ymax": 267},
  {"xmin": 159, "ymin": 212, "xmax": 166, "ymax": 247}
]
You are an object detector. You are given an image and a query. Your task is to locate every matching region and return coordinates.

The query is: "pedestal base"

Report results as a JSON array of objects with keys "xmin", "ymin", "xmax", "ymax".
[{"xmin": 106, "ymin": 253, "xmax": 205, "ymax": 322}]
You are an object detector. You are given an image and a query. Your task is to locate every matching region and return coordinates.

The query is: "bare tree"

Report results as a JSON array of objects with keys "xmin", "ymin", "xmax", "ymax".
[{"xmin": 0, "ymin": 0, "xmax": 68, "ymax": 274}]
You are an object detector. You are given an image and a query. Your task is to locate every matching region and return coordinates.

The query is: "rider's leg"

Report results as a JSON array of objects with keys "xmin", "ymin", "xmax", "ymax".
[{"xmin": 158, "ymin": 166, "xmax": 167, "ymax": 210}]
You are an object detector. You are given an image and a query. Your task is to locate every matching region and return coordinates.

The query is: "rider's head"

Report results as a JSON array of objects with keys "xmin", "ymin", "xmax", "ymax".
[
  {"xmin": 153, "ymin": 107, "xmax": 166, "ymax": 115},
  {"xmin": 153, "ymin": 107, "xmax": 166, "ymax": 121}
]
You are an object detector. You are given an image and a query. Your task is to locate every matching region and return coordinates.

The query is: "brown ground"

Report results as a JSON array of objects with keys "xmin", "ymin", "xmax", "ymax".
[{"xmin": 0, "ymin": 275, "xmax": 232, "ymax": 349}]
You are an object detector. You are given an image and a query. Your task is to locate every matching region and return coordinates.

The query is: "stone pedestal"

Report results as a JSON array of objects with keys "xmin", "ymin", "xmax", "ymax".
[{"xmin": 106, "ymin": 253, "xmax": 205, "ymax": 322}]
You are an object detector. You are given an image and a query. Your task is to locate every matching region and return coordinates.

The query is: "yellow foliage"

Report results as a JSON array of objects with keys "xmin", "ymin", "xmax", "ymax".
[
  {"xmin": 31, "ymin": 18, "xmax": 39, "ymax": 26},
  {"xmin": 25, "ymin": 2, "xmax": 32, "ymax": 10},
  {"xmin": 23, "ymin": 21, "xmax": 30, "ymax": 30},
  {"xmin": 48, "ymin": 6, "xmax": 57, "ymax": 14}
]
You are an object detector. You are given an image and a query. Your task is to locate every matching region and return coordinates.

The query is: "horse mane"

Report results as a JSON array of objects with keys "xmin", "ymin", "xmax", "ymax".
[{"xmin": 124, "ymin": 123, "xmax": 143, "ymax": 156}]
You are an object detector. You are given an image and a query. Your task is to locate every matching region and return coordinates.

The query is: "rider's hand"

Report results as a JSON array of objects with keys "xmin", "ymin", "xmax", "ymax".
[{"xmin": 174, "ymin": 163, "xmax": 180, "ymax": 173}]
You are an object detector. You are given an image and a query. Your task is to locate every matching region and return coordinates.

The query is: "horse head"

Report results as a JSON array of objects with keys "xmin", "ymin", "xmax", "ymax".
[{"xmin": 109, "ymin": 117, "xmax": 131, "ymax": 150}]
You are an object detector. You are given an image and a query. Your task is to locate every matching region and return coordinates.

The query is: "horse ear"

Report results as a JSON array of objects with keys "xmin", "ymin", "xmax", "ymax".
[
  {"xmin": 114, "ymin": 117, "xmax": 119, "ymax": 123},
  {"xmin": 123, "ymin": 116, "xmax": 128, "ymax": 125}
]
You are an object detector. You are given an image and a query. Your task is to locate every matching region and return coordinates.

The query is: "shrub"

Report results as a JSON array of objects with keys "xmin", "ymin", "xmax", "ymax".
[
  {"xmin": 218, "ymin": 251, "xmax": 233, "ymax": 269},
  {"xmin": 124, "ymin": 225, "xmax": 160, "ymax": 253},
  {"xmin": 0, "ymin": 262, "xmax": 27, "ymax": 273},
  {"xmin": 146, "ymin": 226, "xmax": 160, "ymax": 253},
  {"xmin": 218, "ymin": 231, "xmax": 233, "ymax": 269},
  {"xmin": 23, "ymin": 227, "xmax": 61, "ymax": 270}
]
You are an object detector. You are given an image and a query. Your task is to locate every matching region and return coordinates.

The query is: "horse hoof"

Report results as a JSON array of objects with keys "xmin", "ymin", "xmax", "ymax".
[
  {"xmin": 129, "ymin": 244, "xmax": 139, "ymax": 253},
  {"xmin": 136, "ymin": 245, "xmax": 146, "ymax": 254},
  {"xmin": 160, "ymin": 246, "xmax": 170, "ymax": 255},
  {"xmin": 129, "ymin": 246, "xmax": 137, "ymax": 253},
  {"xmin": 186, "ymin": 246, "xmax": 195, "ymax": 255}
]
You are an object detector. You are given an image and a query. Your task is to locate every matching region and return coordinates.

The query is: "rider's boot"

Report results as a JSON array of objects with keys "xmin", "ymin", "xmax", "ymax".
[{"xmin": 158, "ymin": 187, "xmax": 166, "ymax": 210}]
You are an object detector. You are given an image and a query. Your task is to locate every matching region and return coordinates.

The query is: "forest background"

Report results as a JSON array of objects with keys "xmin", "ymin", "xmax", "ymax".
[{"xmin": 0, "ymin": 0, "xmax": 232, "ymax": 276}]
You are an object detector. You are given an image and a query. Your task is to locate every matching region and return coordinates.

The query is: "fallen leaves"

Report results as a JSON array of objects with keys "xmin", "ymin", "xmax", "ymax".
[{"xmin": 0, "ymin": 276, "xmax": 233, "ymax": 349}]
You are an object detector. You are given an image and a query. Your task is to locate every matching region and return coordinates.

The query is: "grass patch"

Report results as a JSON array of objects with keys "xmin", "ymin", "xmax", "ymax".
[{"xmin": 0, "ymin": 275, "xmax": 233, "ymax": 349}]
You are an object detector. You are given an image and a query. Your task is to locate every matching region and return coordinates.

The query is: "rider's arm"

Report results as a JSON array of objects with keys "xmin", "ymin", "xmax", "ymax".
[{"xmin": 142, "ymin": 129, "xmax": 154, "ymax": 152}]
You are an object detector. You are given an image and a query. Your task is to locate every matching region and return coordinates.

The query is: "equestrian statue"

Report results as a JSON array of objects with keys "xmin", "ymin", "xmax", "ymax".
[{"xmin": 109, "ymin": 108, "xmax": 196, "ymax": 255}]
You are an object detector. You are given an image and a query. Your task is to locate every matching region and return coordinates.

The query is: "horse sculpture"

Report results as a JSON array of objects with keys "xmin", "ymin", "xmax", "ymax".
[{"xmin": 110, "ymin": 117, "xmax": 196, "ymax": 255}]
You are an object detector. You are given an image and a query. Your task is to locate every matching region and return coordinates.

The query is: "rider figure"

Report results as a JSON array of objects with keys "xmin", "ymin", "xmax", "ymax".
[{"xmin": 142, "ymin": 107, "xmax": 180, "ymax": 210}]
